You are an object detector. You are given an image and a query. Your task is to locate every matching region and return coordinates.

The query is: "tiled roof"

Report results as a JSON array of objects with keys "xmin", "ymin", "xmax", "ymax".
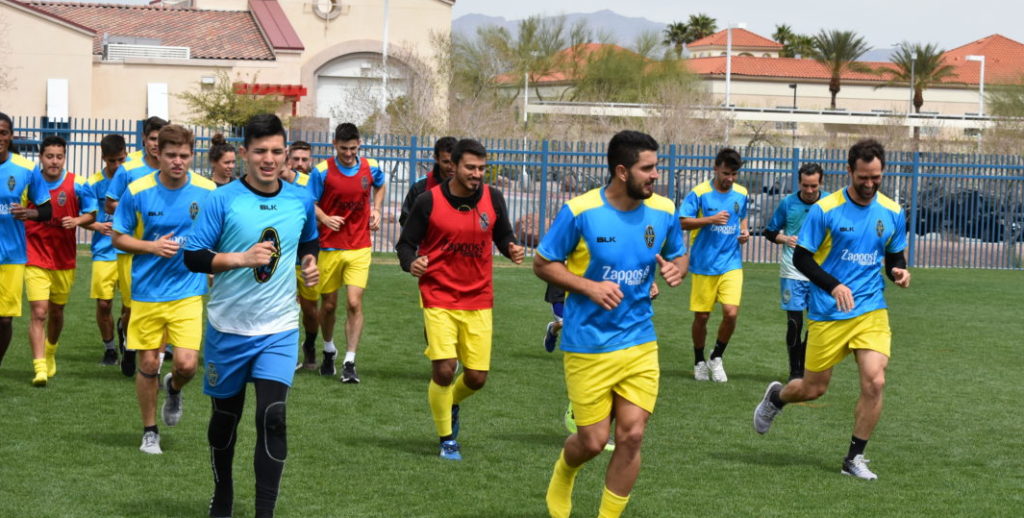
[
  {"xmin": 496, "ymin": 43, "xmax": 636, "ymax": 84},
  {"xmin": 249, "ymin": 0, "xmax": 303, "ymax": 51},
  {"xmin": 27, "ymin": 1, "xmax": 275, "ymax": 60},
  {"xmin": 685, "ymin": 56, "xmax": 897, "ymax": 82},
  {"xmin": 689, "ymin": 28, "xmax": 783, "ymax": 49},
  {"xmin": 941, "ymin": 34, "xmax": 1024, "ymax": 84}
]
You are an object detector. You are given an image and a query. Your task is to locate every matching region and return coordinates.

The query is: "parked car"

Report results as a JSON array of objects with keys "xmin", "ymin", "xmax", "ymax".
[{"xmin": 915, "ymin": 188, "xmax": 1023, "ymax": 242}]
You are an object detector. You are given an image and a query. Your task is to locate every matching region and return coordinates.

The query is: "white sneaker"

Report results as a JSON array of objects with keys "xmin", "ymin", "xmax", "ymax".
[
  {"xmin": 842, "ymin": 454, "xmax": 878, "ymax": 480},
  {"xmin": 139, "ymin": 431, "xmax": 162, "ymax": 454},
  {"xmin": 694, "ymin": 361, "xmax": 710, "ymax": 381},
  {"xmin": 708, "ymin": 357, "xmax": 728, "ymax": 382}
]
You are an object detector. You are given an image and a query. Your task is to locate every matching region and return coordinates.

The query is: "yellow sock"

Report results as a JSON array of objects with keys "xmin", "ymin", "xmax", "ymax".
[
  {"xmin": 32, "ymin": 358, "xmax": 48, "ymax": 387},
  {"xmin": 45, "ymin": 340, "xmax": 58, "ymax": 377},
  {"xmin": 598, "ymin": 486, "xmax": 630, "ymax": 518},
  {"xmin": 451, "ymin": 373, "xmax": 478, "ymax": 405},
  {"xmin": 546, "ymin": 449, "xmax": 582, "ymax": 518},
  {"xmin": 427, "ymin": 380, "xmax": 453, "ymax": 437}
]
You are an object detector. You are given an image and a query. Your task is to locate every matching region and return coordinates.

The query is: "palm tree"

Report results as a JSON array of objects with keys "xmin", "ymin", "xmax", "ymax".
[
  {"xmin": 663, "ymin": 22, "xmax": 689, "ymax": 57},
  {"xmin": 810, "ymin": 29, "xmax": 873, "ymax": 109},
  {"xmin": 773, "ymin": 24, "xmax": 796, "ymax": 54},
  {"xmin": 884, "ymin": 42, "xmax": 957, "ymax": 113},
  {"xmin": 684, "ymin": 13, "xmax": 717, "ymax": 43},
  {"xmin": 788, "ymin": 34, "xmax": 816, "ymax": 58}
]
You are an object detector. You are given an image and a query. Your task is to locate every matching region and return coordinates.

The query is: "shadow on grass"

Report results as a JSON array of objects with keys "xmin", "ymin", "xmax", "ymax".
[
  {"xmin": 91, "ymin": 431, "xmax": 148, "ymax": 449},
  {"xmin": 118, "ymin": 494, "xmax": 203, "ymax": 518},
  {"xmin": 347, "ymin": 434, "xmax": 436, "ymax": 458},
  {"xmin": 713, "ymin": 445, "xmax": 833, "ymax": 473},
  {"xmin": 494, "ymin": 432, "xmax": 562, "ymax": 447}
]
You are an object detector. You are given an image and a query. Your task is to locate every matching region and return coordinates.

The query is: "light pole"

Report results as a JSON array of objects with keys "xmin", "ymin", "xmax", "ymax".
[
  {"xmin": 966, "ymin": 54, "xmax": 986, "ymax": 115},
  {"xmin": 788, "ymin": 83, "xmax": 797, "ymax": 147},
  {"xmin": 724, "ymin": 22, "xmax": 746, "ymax": 108},
  {"xmin": 380, "ymin": 0, "xmax": 390, "ymax": 115}
]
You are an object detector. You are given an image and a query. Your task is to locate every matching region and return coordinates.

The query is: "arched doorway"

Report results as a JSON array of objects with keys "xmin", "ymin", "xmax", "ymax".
[{"xmin": 315, "ymin": 52, "xmax": 409, "ymax": 126}]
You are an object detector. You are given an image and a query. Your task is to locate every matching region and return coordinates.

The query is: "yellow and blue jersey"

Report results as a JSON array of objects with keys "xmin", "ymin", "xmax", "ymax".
[
  {"xmin": 87, "ymin": 170, "xmax": 117, "ymax": 261},
  {"xmin": 767, "ymin": 190, "xmax": 830, "ymax": 280},
  {"xmin": 112, "ymin": 171, "xmax": 216, "ymax": 303},
  {"xmin": 536, "ymin": 187, "xmax": 685, "ymax": 354},
  {"xmin": 186, "ymin": 178, "xmax": 318, "ymax": 336},
  {"xmin": 798, "ymin": 189, "xmax": 907, "ymax": 322},
  {"xmin": 677, "ymin": 180, "xmax": 748, "ymax": 275},
  {"xmin": 0, "ymin": 154, "xmax": 51, "ymax": 264},
  {"xmin": 106, "ymin": 159, "xmax": 157, "ymax": 202}
]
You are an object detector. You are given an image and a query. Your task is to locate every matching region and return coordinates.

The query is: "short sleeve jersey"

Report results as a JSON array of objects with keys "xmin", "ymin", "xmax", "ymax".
[
  {"xmin": 766, "ymin": 190, "xmax": 830, "ymax": 280},
  {"xmin": 678, "ymin": 180, "xmax": 748, "ymax": 275},
  {"xmin": 108, "ymin": 160, "xmax": 159, "ymax": 255},
  {"xmin": 0, "ymin": 154, "xmax": 51, "ymax": 265},
  {"xmin": 87, "ymin": 170, "xmax": 117, "ymax": 261},
  {"xmin": 309, "ymin": 157, "xmax": 386, "ymax": 250},
  {"xmin": 537, "ymin": 188, "xmax": 686, "ymax": 354},
  {"xmin": 186, "ymin": 179, "xmax": 318, "ymax": 336},
  {"xmin": 798, "ymin": 189, "xmax": 907, "ymax": 322},
  {"xmin": 25, "ymin": 170, "xmax": 97, "ymax": 270},
  {"xmin": 112, "ymin": 172, "xmax": 216, "ymax": 303}
]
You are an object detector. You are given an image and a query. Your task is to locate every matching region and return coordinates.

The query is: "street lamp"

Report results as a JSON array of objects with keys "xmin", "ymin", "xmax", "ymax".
[
  {"xmin": 966, "ymin": 54, "xmax": 985, "ymax": 116},
  {"xmin": 788, "ymin": 83, "xmax": 797, "ymax": 147},
  {"xmin": 724, "ymin": 22, "xmax": 747, "ymax": 108}
]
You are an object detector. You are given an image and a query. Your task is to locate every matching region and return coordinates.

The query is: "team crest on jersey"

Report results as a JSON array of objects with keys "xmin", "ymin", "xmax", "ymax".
[
  {"xmin": 189, "ymin": 201, "xmax": 199, "ymax": 220},
  {"xmin": 206, "ymin": 362, "xmax": 219, "ymax": 387},
  {"xmin": 479, "ymin": 212, "xmax": 490, "ymax": 230},
  {"xmin": 253, "ymin": 227, "xmax": 282, "ymax": 283},
  {"xmin": 6, "ymin": 175, "xmax": 14, "ymax": 191},
  {"xmin": 361, "ymin": 177, "xmax": 369, "ymax": 190},
  {"xmin": 57, "ymin": 191, "xmax": 67, "ymax": 207},
  {"xmin": 782, "ymin": 289, "xmax": 792, "ymax": 303},
  {"xmin": 644, "ymin": 225, "xmax": 655, "ymax": 248},
  {"xmin": 876, "ymin": 219, "xmax": 884, "ymax": 237},
  {"xmin": 733, "ymin": 201, "xmax": 740, "ymax": 214}
]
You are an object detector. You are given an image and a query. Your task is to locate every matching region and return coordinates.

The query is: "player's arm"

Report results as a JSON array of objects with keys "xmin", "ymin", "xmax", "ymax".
[
  {"xmin": 396, "ymin": 192, "xmax": 432, "ymax": 275},
  {"xmin": 738, "ymin": 216, "xmax": 750, "ymax": 243},
  {"xmin": 534, "ymin": 255, "xmax": 623, "ymax": 311},
  {"xmin": 678, "ymin": 192, "xmax": 728, "ymax": 230},
  {"xmin": 63, "ymin": 211, "xmax": 96, "ymax": 229},
  {"xmin": 884, "ymin": 251, "xmax": 910, "ymax": 287},
  {"xmin": 764, "ymin": 203, "xmax": 787, "ymax": 244},
  {"xmin": 11, "ymin": 201, "xmax": 52, "ymax": 222},
  {"xmin": 11, "ymin": 172, "xmax": 53, "ymax": 221},
  {"xmin": 112, "ymin": 230, "xmax": 179, "ymax": 257},
  {"xmin": 793, "ymin": 246, "xmax": 854, "ymax": 311},
  {"xmin": 489, "ymin": 188, "xmax": 524, "ymax": 264},
  {"xmin": 398, "ymin": 181, "xmax": 423, "ymax": 227},
  {"xmin": 369, "ymin": 166, "xmax": 387, "ymax": 231}
]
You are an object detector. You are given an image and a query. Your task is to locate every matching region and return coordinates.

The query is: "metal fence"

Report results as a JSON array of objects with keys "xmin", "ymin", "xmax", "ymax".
[{"xmin": 10, "ymin": 116, "xmax": 1024, "ymax": 270}]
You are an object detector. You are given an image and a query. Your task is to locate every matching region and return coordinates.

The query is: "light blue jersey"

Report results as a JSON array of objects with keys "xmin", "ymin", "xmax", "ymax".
[
  {"xmin": 0, "ymin": 154, "xmax": 51, "ymax": 264},
  {"xmin": 186, "ymin": 178, "xmax": 318, "ymax": 336},
  {"xmin": 798, "ymin": 189, "xmax": 907, "ymax": 322},
  {"xmin": 678, "ymin": 180, "xmax": 748, "ymax": 275},
  {"xmin": 87, "ymin": 170, "xmax": 118, "ymax": 261},
  {"xmin": 112, "ymin": 172, "xmax": 216, "ymax": 302},
  {"xmin": 767, "ymin": 190, "xmax": 830, "ymax": 280},
  {"xmin": 536, "ymin": 188, "xmax": 685, "ymax": 354}
]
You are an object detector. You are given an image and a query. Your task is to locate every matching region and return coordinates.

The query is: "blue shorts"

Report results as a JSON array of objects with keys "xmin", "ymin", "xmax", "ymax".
[
  {"xmin": 780, "ymin": 278, "xmax": 812, "ymax": 311},
  {"xmin": 203, "ymin": 325, "xmax": 299, "ymax": 399}
]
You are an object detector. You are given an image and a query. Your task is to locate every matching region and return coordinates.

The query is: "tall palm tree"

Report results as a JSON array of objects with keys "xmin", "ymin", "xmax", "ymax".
[
  {"xmin": 663, "ymin": 22, "xmax": 689, "ymax": 57},
  {"xmin": 810, "ymin": 29, "xmax": 873, "ymax": 109},
  {"xmin": 773, "ymin": 24, "xmax": 796, "ymax": 55},
  {"xmin": 884, "ymin": 42, "xmax": 957, "ymax": 113},
  {"xmin": 684, "ymin": 13, "xmax": 717, "ymax": 43}
]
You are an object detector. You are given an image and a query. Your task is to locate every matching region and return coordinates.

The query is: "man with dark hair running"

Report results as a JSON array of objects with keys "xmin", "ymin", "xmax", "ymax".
[
  {"xmin": 399, "ymin": 136, "xmax": 457, "ymax": 226},
  {"xmin": 397, "ymin": 138, "xmax": 524, "ymax": 460},
  {"xmin": 754, "ymin": 139, "xmax": 910, "ymax": 481},
  {"xmin": 536, "ymin": 130, "xmax": 687, "ymax": 518},
  {"xmin": 87, "ymin": 134, "xmax": 128, "ymax": 365},
  {"xmin": 764, "ymin": 163, "xmax": 829, "ymax": 380},
  {"xmin": 185, "ymin": 114, "xmax": 319, "ymax": 517}
]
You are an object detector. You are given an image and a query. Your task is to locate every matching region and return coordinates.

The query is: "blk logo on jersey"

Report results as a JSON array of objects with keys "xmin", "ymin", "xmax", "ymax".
[
  {"xmin": 597, "ymin": 236, "xmax": 616, "ymax": 243},
  {"xmin": 253, "ymin": 227, "xmax": 282, "ymax": 283},
  {"xmin": 644, "ymin": 225, "xmax": 655, "ymax": 248},
  {"xmin": 189, "ymin": 201, "xmax": 199, "ymax": 220},
  {"xmin": 479, "ymin": 212, "xmax": 490, "ymax": 230},
  {"xmin": 876, "ymin": 219, "xmax": 884, "ymax": 237},
  {"xmin": 6, "ymin": 175, "xmax": 14, "ymax": 191},
  {"xmin": 57, "ymin": 191, "xmax": 67, "ymax": 207}
]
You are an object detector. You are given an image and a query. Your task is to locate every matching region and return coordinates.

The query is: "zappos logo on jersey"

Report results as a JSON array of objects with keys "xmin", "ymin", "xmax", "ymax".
[
  {"xmin": 644, "ymin": 225, "xmax": 655, "ymax": 248},
  {"xmin": 710, "ymin": 224, "xmax": 738, "ymax": 235},
  {"xmin": 0, "ymin": 203, "xmax": 10, "ymax": 215},
  {"xmin": 602, "ymin": 265, "xmax": 650, "ymax": 286},
  {"xmin": 840, "ymin": 249, "xmax": 879, "ymax": 266},
  {"xmin": 253, "ymin": 227, "xmax": 282, "ymax": 283}
]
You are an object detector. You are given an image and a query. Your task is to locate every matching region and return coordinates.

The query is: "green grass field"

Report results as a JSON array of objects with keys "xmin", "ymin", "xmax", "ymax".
[{"xmin": 1, "ymin": 256, "xmax": 1021, "ymax": 517}]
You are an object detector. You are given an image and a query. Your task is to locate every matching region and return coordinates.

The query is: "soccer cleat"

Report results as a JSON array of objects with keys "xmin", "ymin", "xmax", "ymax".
[
  {"xmin": 694, "ymin": 361, "xmax": 710, "ymax": 381},
  {"xmin": 543, "ymin": 322, "xmax": 558, "ymax": 353},
  {"xmin": 753, "ymin": 381, "xmax": 784, "ymax": 434},
  {"xmin": 564, "ymin": 402, "xmax": 577, "ymax": 434},
  {"xmin": 451, "ymin": 404, "xmax": 461, "ymax": 440},
  {"xmin": 139, "ymin": 431, "xmax": 162, "ymax": 454},
  {"xmin": 319, "ymin": 351, "xmax": 336, "ymax": 376},
  {"xmin": 439, "ymin": 440, "xmax": 462, "ymax": 460},
  {"xmin": 32, "ymin": 358, "xmax": 47, "ymax": 387},
  {"xmin": 162, "ymin": 373, "xmax": 184, "ymax": 427},
  {"xmin": 340, "ymin": 361, "xmax": 360, "ymax": 383},
  {"xmin": 44, "ymin": 343, "xmax": 58, "ymax": 377},
  {"xmin": 100, "ymin": 348, "xmax": 118, "ymax": 366},
  {"xmin": 841, "ymin": 454, "xmax": 878, "ymax": 480},
  {"xmin": 708, "ymin": 357, "xmax": 728, "ymax": 382}
]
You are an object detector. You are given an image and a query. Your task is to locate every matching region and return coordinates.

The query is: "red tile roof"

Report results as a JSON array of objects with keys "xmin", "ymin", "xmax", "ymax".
[
  {"xmin": 689, "ymin": 28, "xmax": 783, "ymax": 49},
  {"xmin": 941, "ymin": 34, "xmax": 1024, "ymax": 84},
  {"xmin": 27, "ymin": 2, "xmax": 275, "ymax": 60},
  {"xmin": 496, "ymin": 43, "xmax": 636, "ymax": 84},
  {"xmin": 249, "ymin": 0, "xmax": 303, "ymax": 51},
  {"xmin": 685, "ymin": 56, "xmax": 897, "ymax": 82}
]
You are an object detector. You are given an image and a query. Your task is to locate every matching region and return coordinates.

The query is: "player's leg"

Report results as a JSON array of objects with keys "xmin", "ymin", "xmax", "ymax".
[
  {"xmin": 91, "ymin": 260, "xmax": 117, "ymax": 365},
  {"xmin": 318, "ymin": 290, "xmax": 339, "ymax": 374},
  {"xmin": 0, "ymin": 317, "xmax": 11, "ymax": 367},
  {"xmin": 708, "ymin": 270, "xmax": 742, "ymax": 382},
  {"xmin": 338, "ymin": 248, "xmax": 371, "ymax": 383},
  {"xmin": 689, "ymin": 273, "xmax": 715, "ymax": 380},
  {"xmin": 26, "ymin": 266, "xmax": 51, "ymax": 382},
  {"xmin": 117, "ymin": 254, "xmax": 135, "ymax": 377},
  {"xmin": 44, "ymin": 301, "xmax": 65, "ymax": 375},
  {"xmin": 0, "ymin": 264, "xmax": 25, "ymax": 367},
  {"xmin": 130, "ymin": 300, "xmax": 166, "ymax": 453},
  {"xmin": 161, "ymin": 296, "xmax": 202, "ymax": 427},
  {"xmin": 208, "ymin": 390, "xmax": 244, "ymax": 518},
  {"xmin": 450, "ymin": 308, "xmax": 492, "ymax": 406},
  {"xmin": 423, "ymin": 307, "xmax": 461, "ymax": 458},
  {"xmin": 843, "ymin": 310, "xmax": 891, "ymax": 479},
  {"xmin": 298, "ymin": 295, "xmax": 319, "ymax": 369},
  {"xmin": 253, "ymin": 378, "xmax": 290, "ymax": 517},
  {"xmin": 544, "ymin": 301, "xmax": 564, "ymax": 353},
  {"xmin": 601, "ymin": 396, "xmax": 651, "ymax": 518}
]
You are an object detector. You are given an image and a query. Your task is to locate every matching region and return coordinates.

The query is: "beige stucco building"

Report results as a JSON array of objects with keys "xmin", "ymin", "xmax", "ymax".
[{"xmin": 0, "ymin": 0, "xmax": 453, "ymax": 125}]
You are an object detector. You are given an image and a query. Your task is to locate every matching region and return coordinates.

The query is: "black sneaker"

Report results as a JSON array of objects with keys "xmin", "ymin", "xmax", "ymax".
[
  {"xmin": 320, "ymin": 351, "xmax": 336, "ymax": 376},
  {"xmin": 340, "ymin": 361, "xmax": 360, "ymax": 383},
  {"xmin": 302, "ymin": 342, "xmax": 317, "ymax": 370},
  {"xmin": 100, "ymin": 348, "xmax": 118, "ymax": 366},
  {"xmin": 208, "ymin": 489, "xmax": 233, "ymax": 518},
  {"xmin": 117, "ymin": 318, "xmax": 136, "ymax": 377}
]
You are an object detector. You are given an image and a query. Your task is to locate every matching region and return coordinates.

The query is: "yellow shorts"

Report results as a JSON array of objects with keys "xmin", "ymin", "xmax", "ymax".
[
  {"xmin": 422, "ymin": 307, "xmax": 492, "ymax": 371},
  {"xmin": 564, "ymin": 341, "xmax": 660, "ymax": 427},
  {"xmin": 318, "ymin": 248, "xmax": 371, "ymax": 293},
  {"xmin": 90, "ymin": 260, "xmax": 118, "ymax": 300},
  {"xmin": 25, "ymin": 266, "xmax": 75, "ymax": 305},
  {"xmin": 117, "ymin": 254, "xmax": 133, "ymax": 308},
  {"xmin": 296, "ymin": 265, "xmax": 319, "ymax": 301},
  {"xmin": 0, "ymin": 264, "xmax": 26, "ymax": 317},
  {"xmin": 127, "ymin": 296, "xmax": 203, "ymax": 351},
  {"xmin": 690, "ymin": 269, "xmax": 743, "ymax": 312},
  {"xmin": 805, "ymin": 309, "xmax": 891, "ymax": 372}
]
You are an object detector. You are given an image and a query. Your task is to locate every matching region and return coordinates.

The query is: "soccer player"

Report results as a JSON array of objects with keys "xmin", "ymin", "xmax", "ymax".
[
  {"xmin": 398, "ymin": 136, "xmax": 457, "ymax": 227},
  {"xmin": 308, "ymin": 123, "xmax": 386, "ymax": 382},
  {"xmin": 87, "ymin": 134, "xmax": 128, "ymax": 366},
  {"xmin": 764, "ymin": 163, "xmax": 829, "ymax": 380},
  {"xmin": 678, "ymin": 148, "xmax": 749, "ymax": 382},
  {"xmin": 396, "ymin": 138, "xmax": 525, "ymax": 460},
  {"xmin": 184, "ymin": 114, "xmax": 319, "ymax": 518},
  {"xmin": 283, "ymin": 140, "xmax": 320, "ymax": 369},
  {"xmin": 753, "ymin": 139, "xmax": 910, "ymax": 481},
  {"xmin": 0, "ymin": 112, "xmax": 52, "ymax": 370},
  {"xmin": 286, "ymin": 140, "xmax": 313, "ymax": 175},
  {"xmin": 534, "ymin": 130, "xmax": 687, "ymax": 518},
  {"xmin": 106, "ymin": 116, "xmax": 169, "ymax": 376},
  {"xmin": 24, "ymin": 136, "xmax": 98, "ymax": 386},
  {"xmin": 208, "ymin": 133, "xmax": 236, "ymax": 187},
  {"xmin": 112, "ymin": 124, "xmax": 216, "ymax": 454}
]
